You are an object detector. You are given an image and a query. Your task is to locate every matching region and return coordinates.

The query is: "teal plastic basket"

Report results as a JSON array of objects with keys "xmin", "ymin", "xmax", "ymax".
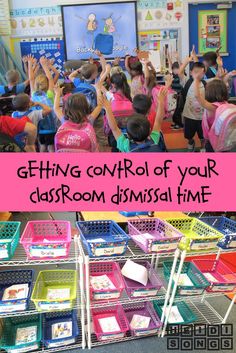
[
  {"xmin": 153, "ymin": 300, "xmax": 197, "ymax": 324},
  {"xmin": 0, "ymin": 222, "xmax": 21, "ymax": 260},
  {"xmin": 163, "ymin": 261, "xmax": 210, "ymax": 296},
  {"xmin": 0, "ymin": 314, "xmax": 42, "ymax": 353}
]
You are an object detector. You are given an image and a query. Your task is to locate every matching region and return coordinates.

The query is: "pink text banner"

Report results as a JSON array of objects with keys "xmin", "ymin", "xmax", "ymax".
[{"xmin": 0, "ymin": 153, "xmax": 234, "ymax": 212}]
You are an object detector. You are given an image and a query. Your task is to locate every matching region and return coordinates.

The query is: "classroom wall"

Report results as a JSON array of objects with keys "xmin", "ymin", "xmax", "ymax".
[{"xmin": 4, "ymin": 0, "xmax": 236, "ymax": 70}]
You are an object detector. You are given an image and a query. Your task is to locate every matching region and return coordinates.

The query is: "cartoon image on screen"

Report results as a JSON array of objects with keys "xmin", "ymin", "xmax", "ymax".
[{"xmin": 62, "ymin": 2, "xmax": 138, "ymax": 60}]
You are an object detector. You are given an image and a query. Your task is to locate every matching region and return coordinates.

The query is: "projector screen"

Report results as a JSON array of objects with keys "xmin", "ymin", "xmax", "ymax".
[{"xmin": 62, "ymin": 1, "xmax": 138, "ymax": 60}]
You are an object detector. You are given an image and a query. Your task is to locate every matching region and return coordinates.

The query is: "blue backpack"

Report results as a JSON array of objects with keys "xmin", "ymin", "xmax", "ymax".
[
  {"xmin": 94, "ymin": 33, "xmax": 114, "ymax": 55},
  {"xmin": 74, "ymin": 82, "xmax": 97, "ymax": 110},
  {"xmin": 130, "ymin": 133, "xmax": 167, "ymax": 153}
]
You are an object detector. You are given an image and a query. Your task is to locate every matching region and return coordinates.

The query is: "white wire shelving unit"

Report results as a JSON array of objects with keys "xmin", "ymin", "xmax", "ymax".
[{"xmin": 0, "ymin": 235, "xmax": 86, "ymax": 352}]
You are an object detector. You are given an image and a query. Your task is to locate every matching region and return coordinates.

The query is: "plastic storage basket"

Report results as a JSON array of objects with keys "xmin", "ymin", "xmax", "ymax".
[
  {"xmin": 0, "ymin": 269, "xmax": 34, "ymax": 313},
  {"xmin": 0, "ymin": 314, "xmax": 42, "ymax": 353},
  {"xmin": 120, "ymin": 261, "xmax": 163, "ymax": 298},
  {"xmin": 199, "ymin": 216, "xmax": 236, "ymax": 249},
  {"xmin": 42, "ymin": 310, "xmax": 79, "ymax": 348},
  {"xmin": 90, "ymin": 262, "xmax": 125, "ymax": 301},
  {"xmin": 192, "ymin": 259, "xmax": 236, "ymax": 292},
  {"xmin": 165, "ymin": 217, "xmax": 222, "ymax": 251},
  {"xmin": 153, "ymin": 300, "xmax": 197, "ymax": 324},
  {"xmin": 0, "ymin": 221, "xmax": 21, "ymax": 261},
  {"xmin": 31, "ymin": 270, "xmax": 77, "ymax": 311},
  {"xmin": 76, "ymin": 220, "xmax": 130, "ymax": 257},
  {"xmin": 91, "ymin": 304, "xmax": 129, "ymax": 341},
  {"xmin": 128, "ymin": 218, "xmax": 182, "ymax": 253},
  {"xmin": 20, "ymin": 220, "xmax": 71, "ymax": 260},
  {"xmin": 124, "ymin": 302, "xmax": 161, "ymax": 337},
  {"xmin": 163, "ymin": 261, "xmax": 210, "ymax": 296}
]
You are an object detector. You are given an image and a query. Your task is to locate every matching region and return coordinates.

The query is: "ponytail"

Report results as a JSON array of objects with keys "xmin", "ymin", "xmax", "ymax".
[{"xmin": 110, "ymin": 73, "xmax": 132, "ymax": 101}]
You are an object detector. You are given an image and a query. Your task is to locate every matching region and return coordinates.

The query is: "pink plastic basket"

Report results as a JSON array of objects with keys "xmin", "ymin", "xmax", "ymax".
[
  {"xmin": 128, "ymin": 218, "xmax": 182, "ymax": 253},
  {"xmin": 192, "ymin": 259, "xmax": 236, "ymax": 293},
  {"xmin": 124, "ymin": 302, "xmax": 161, "ymax": 337},
  {"xmin": 89, "ymin": 262, "xmax": 125, "ymax": 301},
  {"xmin": 91, "ymin": 305, "xmax": 129, "ymax": 341},
  {"xmin": 20, "ymin": 221, "xmax": 71, "ymax": 260},
  {"xmin": 120, "ymin": 261, "xmax": 163, "ymax": 298}
]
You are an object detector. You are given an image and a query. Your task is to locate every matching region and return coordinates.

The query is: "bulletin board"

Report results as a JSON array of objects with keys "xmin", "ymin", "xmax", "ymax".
[
  {"xmin": 198, "ymin": 10, "xmax": 227, "ymax": 54},
  {"xmin": 20, "ymin": 39, "xmax": 65, "ymax": 76},
  {"xmin": 139, "ymin": 29, "xmax": 179, "ymax": 51}
]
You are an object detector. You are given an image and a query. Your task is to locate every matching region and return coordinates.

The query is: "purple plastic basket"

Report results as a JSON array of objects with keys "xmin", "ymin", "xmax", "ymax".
[
  {"xmin": 128, "ymin": 218, "xmax": 182, "ymax": 254},
  {"xmin": 124, "ymin": 302, "xmax": 162, "ymax": 337},
  {"xmin": 120, "ymin": 261, "xmax": 163, "ymax": 298}
]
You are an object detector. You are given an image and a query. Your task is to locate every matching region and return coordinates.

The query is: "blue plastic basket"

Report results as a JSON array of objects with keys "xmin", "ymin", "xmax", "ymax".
[
  {"xmin": 199, "ymin": 216, "xmax": 236, "ymax": 249},
  {"xmin": 0, "ymin": 269, "xmax": 34, "ymax": 314},
  {"xmin": 76, "ymin": 220, "xmax": 130, "ymax": 257},
  {"xmin": 42, "ymin": 310, "xmax": 79, "ymax": 348}
]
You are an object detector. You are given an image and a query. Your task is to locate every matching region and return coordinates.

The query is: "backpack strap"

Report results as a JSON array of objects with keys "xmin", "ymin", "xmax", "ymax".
[
  {"xmin": 4, "ymin": 86, "xmax": 17, "ymax": 95},
  {"xmin": 182, "ymin": 78, "xmax": 194, "ymax": 103},
  {"xmin": 130, "ymin": 139, "xmax": 154, "ymax": 152}
]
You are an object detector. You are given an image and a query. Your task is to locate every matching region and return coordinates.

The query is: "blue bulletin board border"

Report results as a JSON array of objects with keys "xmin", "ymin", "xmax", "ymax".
[{"xmin": 61, "ymin": 0, "xmax": 139, "ymax": 61}]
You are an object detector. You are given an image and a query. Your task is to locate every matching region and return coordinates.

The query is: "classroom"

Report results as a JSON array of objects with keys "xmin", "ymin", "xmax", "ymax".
[{"xmin": 1, "ymin": 0, "xmax": 236, "ymax": 153}]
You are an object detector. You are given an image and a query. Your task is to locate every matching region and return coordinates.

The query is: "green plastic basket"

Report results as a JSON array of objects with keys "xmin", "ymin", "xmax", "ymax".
[
  {"xmin": 165, "ymin": 218, "xmax": 223, "ymax": 252},
  {"xmin": 153, "ymin": 299, "xmax": 197, "ymax": 324},
  {"xmin": 31, "ymin": 270, "xmax": 77, "ymax": 312},
  {"xmin": 0, "ymin": 314, "xmax": 42, "ymax": 353},
  {"xmin": 0, "ymin": 222, "xmax": 21, "ymax": 260},
  {"xmin": 163, "ymin": 261, "xmax": 210, "ymax": 296}
]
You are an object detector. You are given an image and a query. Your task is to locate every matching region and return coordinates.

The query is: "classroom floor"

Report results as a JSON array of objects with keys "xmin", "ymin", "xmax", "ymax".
[{"xmin": 10, "ymin": 212, "xmax": 236, "ymax": 353}]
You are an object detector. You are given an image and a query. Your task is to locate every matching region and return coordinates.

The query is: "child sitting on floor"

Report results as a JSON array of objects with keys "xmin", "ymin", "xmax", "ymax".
[
  {"xmin": 0, "ymin": 70, "xmax": 29, "ymax": 96},
  {"xmin": 103, "ymin": 86, "xmax": 168, "ymax": 152}
]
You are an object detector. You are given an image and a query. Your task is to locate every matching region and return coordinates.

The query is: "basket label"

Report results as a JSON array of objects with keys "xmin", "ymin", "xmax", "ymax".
[
  {"xmin": 190, "ymin": 240, "xmax": 218, "ymax": 250},
  {"xmin": 134, "ymin": 328, "xmax": 158, "ymax": 337},
  {"xmin": 93, "ymin": 291, "xmax": 120, "ymax": 300},
  {"xmin": 151, "ymin": 241, "xmax": 178, "ymax": 252},
  {"xmin": 211, "ymin": 284, "xmax": 236, "ymax": 292},
  {"xmin": 48, "ymin": 338, "xmax": 76, "ymax": 348},
  {"xmin": 94, "ymin": 246, "xmax": 125, "ymax": 257},
  {"xmin": 38, "ymin": 301, "xmax": 71, "ymax": 310},
  {"xmin": 0, "ymin": 300, "xmax": 26, "ymax": 313},
  {"xmin": 178, "ymin": 288, "xmax": 204, "ymax": 296},
  {"xmin": 131, "ymin": 289, "xmax": 158, "ymax": 297},
  {"xmin": 0, "ymin": 245, "xmax": 8, "ymax": 259},
  {"xmin": 100, "ymin": 332, "xmax": 125, "ymax": 340},
  {"xmin": 29, "ymin": 245, "xmax": 67, "ymax": 258},
  {"xmin": 229, "ymin": 240, "xmax": 236, "ymax": 248},
  {"xmin": 9, "ymin": 344, "xmax": 39, "ymax": 353}
]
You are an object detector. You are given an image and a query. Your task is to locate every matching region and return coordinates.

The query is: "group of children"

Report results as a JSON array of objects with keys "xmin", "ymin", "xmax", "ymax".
[{"xmin": 1, "ymin": 46, "xmax": 236, "ymax": 153}]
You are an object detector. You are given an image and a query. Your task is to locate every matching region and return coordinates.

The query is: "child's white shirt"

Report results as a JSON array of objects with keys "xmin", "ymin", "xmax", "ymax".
[{"xmin": 181, "ymin": 77, "xmax": 205, "ymax": 121}]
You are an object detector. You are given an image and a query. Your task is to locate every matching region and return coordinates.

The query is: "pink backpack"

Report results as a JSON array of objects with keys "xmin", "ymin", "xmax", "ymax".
[
  {"xmin": 203, "ymin": 102, "xmax": 236, "ymax": 152},
  {"xmin": 104, "ymin": 92, "xmax": 134, "ymax": 135},
  {"xmin": 55, "ymin": 121, "xmax": 98, "ymax": 152},
  {"xmin": 152, "ymin": 85, "xmax": 177, "ymax": 119}
]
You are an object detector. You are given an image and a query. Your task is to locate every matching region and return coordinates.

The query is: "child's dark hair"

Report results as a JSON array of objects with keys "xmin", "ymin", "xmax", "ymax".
[
  {"xmin": 191, "ymin": 62, "xmax": 206, "ymax": 71},
  {"xmin": 203, "ymin": 51, "xmax": 217, "ymax": 66},
  {"xmin": 80, "ymin": 64, "xmax": 98, "ymax": 80},
  {"xmin": 61, "ymin": 81, "xmax": 75, "ymax": 95},
  {"xmin": 132, "ymin": 94, "xmax": 152, "ymax": 115},
  {"xmin": 129, "ymin": 61, "xmax": 143, "ymax": 75},
  {"xmin": 205, "ymin": 79, "xmax": 229, "ymax": 103},
  {"xmin": 172, "ymin": 62, "xmax": 180, "ymax": 70},
  {"xmin": 110, "ymin": 73, "xmax": 132, "ymax": 101},
  {"xmin": 12, "ymin": 93, "xmax": 30, "ymax": 112},
  {"xmin": 64, "ymin": 93, "xmax": 91, "ymax": 124},
  {"xmin": 127, "ymin": 114, "xmax": 150, "ymax": 142}
]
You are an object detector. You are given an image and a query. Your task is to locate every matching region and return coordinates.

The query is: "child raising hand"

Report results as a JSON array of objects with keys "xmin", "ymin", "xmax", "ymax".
[{"xmin": 103, "ymin": 87, "xmax": 168, "ymax": 152}]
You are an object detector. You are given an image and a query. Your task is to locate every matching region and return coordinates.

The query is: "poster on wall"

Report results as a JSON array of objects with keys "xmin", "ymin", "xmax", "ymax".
[
  {"xmin": 198, "ymin": 10, "xmax": 227, "ymax": 54},
  {"xmin": 10, "ymin": 7, "xmax": 63, "ymax": 37},
  {"xmin": 137, "ymin": 0, "xmax": 184, "ymax": 30}
]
